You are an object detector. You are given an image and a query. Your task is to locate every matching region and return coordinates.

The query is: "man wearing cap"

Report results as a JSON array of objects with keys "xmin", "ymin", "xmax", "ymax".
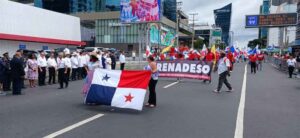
[
  {"xmin": 47, "ymin": 53, "xmax": 57, "ymax": 85},
  {"xmin": 10, "ymin": 51, "xmax": 25, "ymax": 95},
  {"xmin": 71, "ymin": 52, "xmax": 79, "ymax": 81},
  {"xmin": 37, "ymin": 51, "xmax": 47, "ymax": 86},
  {"xmin": 2, "ymin": 52, "xmax": 11, "ymax": 91}
]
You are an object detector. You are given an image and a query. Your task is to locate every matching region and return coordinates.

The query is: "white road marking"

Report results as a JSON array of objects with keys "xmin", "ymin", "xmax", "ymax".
[
  {"xmin": 234, "ymin": 65, "xmax": 247, "ymax": 138},
  {"xmin": 163, "ymin": 81, "xmax": 179, "ymax": 88},
  {"xmin": 43, "ymin": 114, "xmax": 104, "ymax": 138}
]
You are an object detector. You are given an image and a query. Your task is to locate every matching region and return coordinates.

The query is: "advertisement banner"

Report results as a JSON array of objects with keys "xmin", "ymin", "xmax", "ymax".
[
  {"xmin": 157, "ymin": 61, "xmax": 213, "ymax": 80},
  {"xmin": 120, "ymin": 0, "xmax": 161, "ymax": 23}
]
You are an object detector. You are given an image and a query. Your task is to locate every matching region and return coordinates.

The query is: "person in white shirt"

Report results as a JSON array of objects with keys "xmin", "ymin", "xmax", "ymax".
[
  {"xmin": 64, "ymin": 54, "xmax": 72, "ymax": 83},
  {"xmin": 119, "ymin": 51, "xmax": 126, "ymax": 70},
  {"xmin": 47, "ymin": 53, "xmax": 57, "ymax": 85},
  {"xmin": 37, "ymin": 51, "xmax": 47, "ymax": 86},
  {"xmin": 78, "ymin": 52, "xmax": 86, "ymax": 79},
  {"xmin": 287, "ymin": 56, "xmax": 297, "ymax": 78},
  {"xmin": 105, "ymin": 52, "xmax": 112, "ymax": 70},
  {"xmin": 214, "ymin": 51, "xmax": 233, "ymax": 93},
  {"xmin": 71, "ymin": 53, "xmax": 79, "ymax": 81},
  {"xmin": 96, "ymin": 51, "xmax": 103, "ymax": 68},
  {"xmin": 57, "ymin": 53, "xmax": 68, "ymax": 89}
]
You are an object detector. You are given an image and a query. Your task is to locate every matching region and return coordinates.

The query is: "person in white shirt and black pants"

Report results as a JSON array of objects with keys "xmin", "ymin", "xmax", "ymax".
[
  {"xmin": 214, "ymin": 51, "xmax": 233, "ymax": 93},
  {"xmin": 47, "ymin": 53, "xmax": 57, "ymax": 85},
  {"xmin": 287, "ymin": 56, "xmax": 297, "ymax": 78},
  {"xmin": 119, "ymin": 51, "xmax": 126, "ymax": 70},
  {"xmin": 37, "ymin": 52, "xmax": 47, "ymax": 86},
  {"xmin": 57, "ymin": 53, "xmax": 68, "ymax": 89},
  {"xmin": 71, "ymin": 53, "xmax": 79, "ymax": 81}
]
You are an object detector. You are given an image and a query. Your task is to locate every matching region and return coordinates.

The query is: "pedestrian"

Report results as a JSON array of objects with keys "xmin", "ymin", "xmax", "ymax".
[
  {"xmin": 287, "ymin": 56, "xmax": 297, "ymax": 78},
  {"xmin": 78, "ymin": 52, "xmax": 86, "ymax": 79},
  {"xmin": 71, "ymin": 52, "xmax": 79, "ymax": 81},
  {"xmin": 203, "ymin": 49, "xmax": 215, "ymax": 83},
  {"xmin": 64, "ymin": 53, "xmax": 72, "ymax": 82},
  {"xmin": 0, "ymin": 57, "xmax": 6, "ymax": 95},
  {"xmin": 110, "ymin": 52, "xmax": 116, "ymax": 70},
  {"xmin": 257, "ymin": 52, "xmax": 264, "ymax": 71},
  {"xmin": 105, "ymin": 52, "xmax": 112, "ymax": 70},
  {"xmin": 119, "ymin": 51, "xmax": 126, "ymax": 70},
  {"xmin": 249, "ymin": 53, "xmax": 257, "ymax": 74},
  {"xmin": 2, "ymin": 52, "xmax": 11, "ymax": 91},
  {"xmin": 101, "ymin": 52, "xmax": 107, "ymax": 69},
  {"xmin": 57, "ymin": 53, "xmax": 68, "ymax": 89},
  {"xmin": 10, "ymin": 50, "xmax": 25, "ymax": 95},
  {"xmin": 144, "ymin": 56, "xmax": 159, "ymax": 108},
  {"xmin": 214, "ymin": 51, "xmax": 233, "ymax": 93},
  {"xmin": 37, "ymin": 51, "xmax": 47, "ymax": 86},
  {"xmin": 47, "ymin": 53, "xmax": 57, "ymax": 85},
  {"xmin": 85, "ymin": 54, "xmax": 101, "ymax": 71},
  {"xmin": 27, "ymin": 53, "xmax": 38, "ymax": 88}
]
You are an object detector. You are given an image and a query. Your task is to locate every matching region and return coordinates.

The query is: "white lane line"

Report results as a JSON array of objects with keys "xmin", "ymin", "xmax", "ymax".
[
  {"xmin": 163, "ymin": 81, "xmax": 179, "ymax": 88},
  {"xmin": 44, "ymin": 114, "xmax": 104, "ymax": 138},
  {"xmin": 234, "ymin": 65, "xmax": 247, "ymax": 138}
]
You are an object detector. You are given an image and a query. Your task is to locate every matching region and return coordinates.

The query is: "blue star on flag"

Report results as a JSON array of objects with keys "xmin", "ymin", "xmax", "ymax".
[{"xmin": 102, "ymin": 74, "xmax": 110, "ymax": 81}]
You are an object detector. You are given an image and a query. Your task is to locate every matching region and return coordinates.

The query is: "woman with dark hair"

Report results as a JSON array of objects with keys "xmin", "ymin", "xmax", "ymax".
[
  {"xmin": 85, "ymin": 54, "xmax": 101, "ymax": 72},
  {"xmin": 144, "ymin": 56, "xmax": 159, "ymax": 108},
  {"xmin": 27, "ymin": 53, "xmax": 38, "ymax": 88}
]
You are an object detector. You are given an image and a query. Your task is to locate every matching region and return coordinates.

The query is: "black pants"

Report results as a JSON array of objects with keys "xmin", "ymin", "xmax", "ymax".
[
  {"xmin": 48, "ymin": 67, "xmax": 56, "ymax": 84},
  {"xmin": 120, "ymin": 63, "xmax": 125, "ymax": 70},
  {"xmin": 81, "ymin": 67, "xmax": 87, "ymax": 79},
  {"xmin": 77, "ymin": 67, "xmax": 82, "ymax": 80},
  {"xmin": 71, "ymin": 68, "xmax": 78, "ymax": 81},
  {"xmin": 12, "ymin": 78, "xmax": 22, "ymax": 95},
  {"xmin": 250, "ymin": 62, "xmax": 257, "ymax": 74},
  {"xmin": 217, "ymin": 71, "xmax": 232, "ymax": 91},
  {"xmin": 288, "ymin": 66, "xmax": 295, "ymax": 78},
  {"xmin": 58, "ymin": 68, "xmax": 69, "ymax": 88},
  {"xmin": 148, "ymin": 78, "xmax": 158, "ymax": 105},
  {"xmin": 38, "ymin": 67, "xmax": 46, "ymax": 86},
  {"xmin": 3, "ymin": 72, "xmax": 11, "ymax": 91},
  {"xmin": 111, "ymin": 63, "xmax": 116, "ymax": 70}
]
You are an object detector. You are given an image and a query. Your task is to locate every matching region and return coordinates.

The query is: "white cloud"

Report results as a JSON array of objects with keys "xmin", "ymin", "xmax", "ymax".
[{"xmin": 182, "ymin": 0, "xmax": 262, "ymax": 47}]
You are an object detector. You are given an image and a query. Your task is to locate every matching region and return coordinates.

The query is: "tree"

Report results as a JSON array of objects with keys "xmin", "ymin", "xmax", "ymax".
[{"xmin": 247, "ymin": 37, "xmax": 267, "ymax": 49}]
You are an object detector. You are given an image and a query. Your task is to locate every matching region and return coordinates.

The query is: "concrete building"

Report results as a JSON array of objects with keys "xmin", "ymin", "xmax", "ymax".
[{"xmin": 0, "ymin": 0, "xmax": 84, "ymax": 55}]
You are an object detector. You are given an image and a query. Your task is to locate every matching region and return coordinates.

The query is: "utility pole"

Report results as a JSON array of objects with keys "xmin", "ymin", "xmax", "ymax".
[
  {"xmin": 176, "ymin": 1, "xmax": 182, "ymax": 47},
  {"xmin": 189, "ymin": 13, "xmax": 198, "ymax": 49}
]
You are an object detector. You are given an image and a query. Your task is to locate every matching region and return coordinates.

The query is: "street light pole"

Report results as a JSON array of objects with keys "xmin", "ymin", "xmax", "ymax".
[
  {"xmin": 189, "ymin": 13, "xmax": 198, "ymax": 49},
  {"xmin": 176, "ymin": 2, "xmax": 182, "ymax": 47}
]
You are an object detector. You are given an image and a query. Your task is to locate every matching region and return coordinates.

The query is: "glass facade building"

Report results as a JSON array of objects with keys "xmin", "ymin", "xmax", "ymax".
[
  {"xmin": 214, "ymin": 3, "xmax": 232, "ymax": 46},
  {"xmin": 162, "ymin": 0, "xmax": 177, "ymax": 22},
  {"xmin": 259, "ymin": 0, "xmax": 270, "ymax": 39}
]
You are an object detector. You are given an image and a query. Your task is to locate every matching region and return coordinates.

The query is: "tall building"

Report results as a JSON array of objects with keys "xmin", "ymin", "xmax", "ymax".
[
  {"xmin": 214, "ymin": 3, "xmax": 232, "ymax": 46},
  {"xmin": 163, "ymin": 0, "xmax": 177, "ymax": 22},
  {"xmin": 259, "ymin": 0, "xmax": 270, "ymax": 40}
]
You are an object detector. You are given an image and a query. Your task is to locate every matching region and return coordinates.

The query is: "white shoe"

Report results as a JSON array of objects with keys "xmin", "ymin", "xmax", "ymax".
[{"xmin": 213, "ymin": 89, "xmax": 220, "ymax": 93}]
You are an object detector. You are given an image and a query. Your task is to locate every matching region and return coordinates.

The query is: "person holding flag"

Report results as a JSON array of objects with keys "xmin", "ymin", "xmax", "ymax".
[
  {"xmin": 144, "ymin": 56, "xmax": 159, "ymax": 108},
  {"xmin": 214, "ymin": 51, "xmax": 233, "ymax": 93},
  {"xmin": 249, "ymin": 53, "xmax": 257, "ymax": 74},
  {"xmin": 257, "ymin": 52, "xmax": 265, "ymax": 71}
]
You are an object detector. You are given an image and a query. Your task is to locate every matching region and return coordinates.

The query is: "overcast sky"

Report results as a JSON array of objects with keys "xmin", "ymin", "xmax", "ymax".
[{"xmin": 182, "ymin": 0, "xmax": 262, "ymax": 47}]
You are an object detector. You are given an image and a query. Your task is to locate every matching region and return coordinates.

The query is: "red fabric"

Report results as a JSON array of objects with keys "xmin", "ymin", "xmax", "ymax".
[
  {"xmin": 0, "ymin": 33, "xmax": 85, "ymax": 46},
  {"xmin": 188, "ymin": 53, "xmax": 195, "ymax": 60},
  {"xmin": 257, "ymin": 54, "xmax": 264, "ymax": 61},
  {"xmin": 227, "ymin": 52, "xmax": 235, "ymax": 62},
  {"xmin": 118, "ymin": 71, "xmax": 151, "ymax": 89},
  {"xmin": 205, "ymin": 52, "xmax": 215, "ymax": 62},
  {"xmin": 215, "ymin": 52, "xmax": 220, "ymax": 61},
  {"xmin": 249, "ymin": 55, "xmax": 257, "ymax": 62},
  {"xmin": 160, "ymin": 54, "xmax": 165, "ymax": 61}
]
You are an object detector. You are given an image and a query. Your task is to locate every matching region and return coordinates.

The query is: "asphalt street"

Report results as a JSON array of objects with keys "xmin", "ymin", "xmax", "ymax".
[{"xmin": 0, "ymin": 62, "xmax": 299, "ymax": 138}]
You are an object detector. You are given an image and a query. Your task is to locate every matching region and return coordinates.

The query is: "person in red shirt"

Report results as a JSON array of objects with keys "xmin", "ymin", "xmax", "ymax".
[
  {"xmin": 227, "ymin": 52, "xmax": 235, "ymax": 71},
  {"xmin": 159, "ymin": 53, "xmax": 165, "ymax": 61},
  {"xmin": 249, "ymin": 54, "xmax": 257, "ymax": 74},
  {"xmin": 257, "ymin": 52, "xmax": 265, "ymax": 71},
  {"xmin": 205, "ymin": 49, "xmax": 215, "ymax": 62}
]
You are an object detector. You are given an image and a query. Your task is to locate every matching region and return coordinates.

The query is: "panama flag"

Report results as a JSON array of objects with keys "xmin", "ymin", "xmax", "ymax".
[
  {"xmin": 146, "ymin": 45, "xmax": 152, "ymax": 57},
  {"xmin": 85, "ymin": 69, "xmax": 151, "ymax": 111}
]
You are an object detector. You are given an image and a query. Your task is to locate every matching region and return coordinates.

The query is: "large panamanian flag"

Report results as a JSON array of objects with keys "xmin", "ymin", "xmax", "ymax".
[{"xmin": 84, "ymin": 69, "xmax": 151, "ymax": 111}]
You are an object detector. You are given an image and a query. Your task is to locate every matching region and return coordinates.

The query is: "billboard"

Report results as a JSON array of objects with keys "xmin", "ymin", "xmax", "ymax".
[
  {"xmin": 246, "ymin": 13, "xmax": 298, "ymax": 28},
  {"xmin": 120, "ymin": 0, "xmax": 161, "ymax": 23}
]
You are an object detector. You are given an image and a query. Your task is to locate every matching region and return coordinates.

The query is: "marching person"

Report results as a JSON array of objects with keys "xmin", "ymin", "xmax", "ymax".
[
  {"xmin": 119, "ymin": 51, "xmax": 126, "ymax": 70},
  {"xmin": 101, "ymin": 52, "xmax": 107, "ymax": 69},
  {"xmin": 145, "ymin": 56, "xmax": 159, "ymax": 108},
  {"xmin": 203, "ymin": 49, "xmax": 215, "ymax": 83},
  {"xmin": 10, "ymin": 50, "xmax": 25, "ymax": 95},
  {"xmin": 37, "ymin": 51, "xmax": 47, "ymax": 86},
  {"xmin": 64, "ymin": 53, "xmax": 72, "ymax": 82},
  {"xmin": 110, "ymin": 52, "xmax": 116, "ymax": 70},
  {"xmin": 27, "ymin": 53, "xmax": 38, "ymax": 88},
  {"xmin": 249, "ymin": 53, "xmax": 257, "ymax": 74},
  {"xmin": 257, "ymin": 52, "xmax": 265, "ymax": 71},
  {"xmin": 71, "ymin": 52, "xmax": 79, "ymax": 81},
  {"xmin": 57, "ymin": 53, "xmax": 68, "ymax": 89},
  {"xmin": 2, "ymin": 52, "xmax": 11, "ymax": 91},
  {"xmin": 105, "ymin": 52, "xmax": 112, "ymax": 70},
  {"xmin": 0, "ymin": 57, "xmax": 6, "ymax": 95},
  {"xmin": 287, "ymin": 56, "xmax": 297, "ymax": 78},
  {"xmin": 85, "ymin": 54, "xmax": 101, "ymax": 72},
  {"xmin": 47, "ymin": 53, "xmax": 57, "ymax": 85},
  {"xmin": 214, "ymin": 51, "xmax": 233, "ymax": 93},
  {"xmin": 78, "ymin": 52, "xmax": 86, "ymax": 79}
]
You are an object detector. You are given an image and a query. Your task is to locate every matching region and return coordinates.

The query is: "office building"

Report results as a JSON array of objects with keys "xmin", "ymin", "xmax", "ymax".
[
  {"xmin": 214, "ymin": 3, "xmax": 232, "ymax": 46},
  {"xmin": 259, "ymin": 0, "xmax": 270, "ymax": 39}
]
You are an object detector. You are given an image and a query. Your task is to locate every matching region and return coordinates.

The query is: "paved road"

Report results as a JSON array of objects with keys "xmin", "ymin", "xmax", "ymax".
[{"xmin": 0, "ymin": 63, "xmax": 299, "ymax": 138}]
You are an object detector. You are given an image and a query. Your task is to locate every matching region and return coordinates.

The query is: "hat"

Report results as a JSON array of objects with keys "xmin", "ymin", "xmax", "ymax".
[
  {"xmin": 72, "ymin": 52, "xmax": 77, "ymax": 56},
  {"xmin": 3, "ymin": 52, "xmax": 8, "ymax": 55}
]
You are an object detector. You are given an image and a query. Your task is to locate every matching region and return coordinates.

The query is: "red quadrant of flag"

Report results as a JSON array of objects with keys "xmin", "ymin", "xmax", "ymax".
[{"xmin": 118, "ymin": 70, "xmax": 151, "ymax": 89}]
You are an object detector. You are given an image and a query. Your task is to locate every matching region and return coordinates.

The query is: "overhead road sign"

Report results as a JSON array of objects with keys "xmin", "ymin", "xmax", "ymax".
[{"xmin": 245, "ymin": 13, "xmax": 298, "ymax": 28}]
